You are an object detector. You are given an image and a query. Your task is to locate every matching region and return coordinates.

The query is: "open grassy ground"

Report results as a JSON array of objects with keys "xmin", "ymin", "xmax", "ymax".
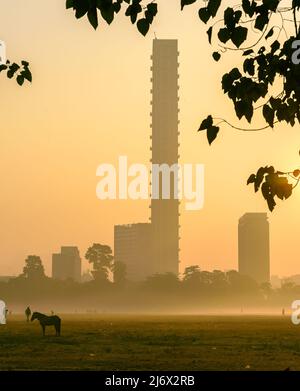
[{"xmin": 0, "ymin": 314, "xmax": 300, "ymax": 370}]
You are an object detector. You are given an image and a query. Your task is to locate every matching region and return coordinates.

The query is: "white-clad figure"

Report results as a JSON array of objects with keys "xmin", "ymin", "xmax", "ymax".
[
  {"xmin": 0, "ymin": 40, "xmax": 6, "ymax": 65},
  {"xmin": 0, "ymin": 300, "xmax": 6, "ymax": 325}
]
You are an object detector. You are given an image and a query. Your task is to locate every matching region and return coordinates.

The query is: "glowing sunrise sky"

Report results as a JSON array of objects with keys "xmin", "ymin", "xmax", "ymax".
[{"xmin": 0, "ymin": 0, "xmax": 299, "ymax": 278}]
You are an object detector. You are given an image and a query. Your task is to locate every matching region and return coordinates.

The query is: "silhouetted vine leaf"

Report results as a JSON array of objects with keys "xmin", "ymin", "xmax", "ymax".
[
  {"xmin": 198, "ymin": 7, "xmax": 211, "ymax": 23},
  {"xmin": 181, "ymin": 0, "xmax": 197, "ymax": 10},
  {"xmin": 265, "ymin": 27, "xmax": 274, "ymax": 39},
  {"xmin": 231, "ymin": 26, "xmax": 248, "ymax": 47},
  {"xmin": 207, "ymin": 125, "xmax": 220, "ymax": 145},
  {"xmin": 137, "ymin": 18, "xmax": 149, "ymax": 36},
  {"xmin": 199, "ymin": 115, "xmax": 213, "ymax": 131},
  {"xmin": 213, "ymin": 52, "xmax": 221, "ymax": 61},
  {"xmin": 208, "ymin": 0, "xmax": 221, "ymax": 17},
  {"xmin": 207, "ymin": 27, "xmax": 213, "ymax": 44},
  {"xmin": 88, "ymin": 7, "xmax": 98, "ymax": 29}
]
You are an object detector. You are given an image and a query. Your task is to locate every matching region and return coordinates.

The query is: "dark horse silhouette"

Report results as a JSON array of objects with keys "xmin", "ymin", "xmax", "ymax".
[{"xmin": 31, "ymin": 312, "xmax": 61, "ymax": 336}]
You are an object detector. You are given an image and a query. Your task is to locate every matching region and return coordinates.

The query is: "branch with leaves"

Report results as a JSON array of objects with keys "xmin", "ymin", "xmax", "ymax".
[
  {"xmin": 0, "ymin": 60, "xmax": 32, "ymax": 85},
  {"xmin": 66, "ymin": 0, "xmax": 158, "ymax": 35},
  {"xmin": 247, "ymin": 166, "xmax": 300, "ymax": 211},
  {"xmin": 191, "ymin": 0, "xmax": 300, "ymax": 210}
]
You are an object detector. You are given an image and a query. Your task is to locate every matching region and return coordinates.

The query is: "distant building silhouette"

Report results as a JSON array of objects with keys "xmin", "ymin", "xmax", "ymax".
[
  {"xmin": 52, "ymin": 246, "xmax": 81, "ymax": 282},
  {"xmin": 114, "ymin": 39, "xmax": 180, "ymax": 281},
  {"xmin": 114, "ymin": 224, "xmax": 153, "ymax": 281},
  {"xmin": 238, "ymin": 213, "xmax": 270, "ymax": 284}
]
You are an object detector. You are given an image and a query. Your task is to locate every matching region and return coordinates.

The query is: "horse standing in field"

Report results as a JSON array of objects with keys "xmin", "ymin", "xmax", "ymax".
[{"xmin": 31, "ymin": 312, "xmax": 61, "ymax": 336}]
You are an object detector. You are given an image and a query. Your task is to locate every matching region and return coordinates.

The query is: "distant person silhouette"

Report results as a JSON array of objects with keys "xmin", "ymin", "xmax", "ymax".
[
  {"xmin": 0, "ymin": 301, "xmax": 6, "ymax": 324},
  {"xmin": 25, "ymin": 306, "xmax": 31, "ymax": 322},
  {"xmin": 282, "ymin": 308, "xmax": 285, "ymax": 316}
]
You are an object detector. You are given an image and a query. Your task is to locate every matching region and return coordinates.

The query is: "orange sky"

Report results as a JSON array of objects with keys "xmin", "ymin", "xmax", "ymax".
[{"xmin": 0, "ymin": 0, "xmax": 299, "ymax": 278}]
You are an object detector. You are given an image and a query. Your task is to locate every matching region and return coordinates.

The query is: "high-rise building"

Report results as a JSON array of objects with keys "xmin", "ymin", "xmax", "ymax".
[
  {"xmin": 150, "ymin": 39, "xmax": 180, "ymax": 276},
  {"xmin": 114, "ymin": 39, "xmax": 180, "ymax": 281},
  {"xmin": 238, "ymin": 213, "xmax": 270, "ymax": 284},
  {"xmin": 114, "ymin": 224, "xmax": 153, "ymax": 281},
  {"xmin": 52, "ymin": 246, "xmax": 81, "ymax": 282}
]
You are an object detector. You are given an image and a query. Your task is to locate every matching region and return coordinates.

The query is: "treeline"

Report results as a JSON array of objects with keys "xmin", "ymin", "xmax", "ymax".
[
  {"xmin": 1, "ymin": 246, "xmax": 298, "ymax": 312},
  {"xmin": 0, "ymin": 266, "xmax": 299, "ymax": 313}
]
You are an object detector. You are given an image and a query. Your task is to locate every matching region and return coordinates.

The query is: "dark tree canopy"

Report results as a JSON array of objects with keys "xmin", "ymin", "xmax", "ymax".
[
  {"xmin": 22, "ymin": 255, "xmax": 45, "ymax": 280},
  {"xmin": 85, "ymin": 243, "xmax": 114, "ymax": 281}
]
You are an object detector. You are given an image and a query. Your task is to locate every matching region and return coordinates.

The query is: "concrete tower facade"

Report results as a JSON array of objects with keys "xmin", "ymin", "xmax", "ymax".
[
  {"xmin": 150, "ymin": 39, "xmax": 180, "ymax": 276},
  {"xmin": 238, "ymin": 213, "xmax": 270, "ymax": 284},
  {"xmin": 114, "ymin": 39, "xmax": 180, "ymax": 281}
]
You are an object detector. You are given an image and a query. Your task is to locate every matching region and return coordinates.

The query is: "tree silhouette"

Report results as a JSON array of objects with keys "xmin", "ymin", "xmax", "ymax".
[
  {"xmin": 210, "ymin": 270, "xmax": 228, "ymax": 290},
  {"xmin": 143, "ymin": 272, "xmax": 180, "ymax": 291},
  {"xmin": 113, "ymin": 260, "xmax": 127, "ymax": 285},
  {"xmin": 22, "ymin": 255, "xmax": 45, "ymax": 280},
  {"xmin": 85, "ymin": 243, "xmax": 114, "ymax": 281},
  {"xmin": 66, "ymin": 0, "xmax": 300, "ymax": 210},
  {"xmin": 260, "ymin": 281, "xmax": 272, "ymax": 299},
  {"xmin": 183, "ymin": 265, "xmax": 201, "ymax": 282},
  {"xmin": 226, "ymin": 269, "xmax": 258, "ymax": 292}
]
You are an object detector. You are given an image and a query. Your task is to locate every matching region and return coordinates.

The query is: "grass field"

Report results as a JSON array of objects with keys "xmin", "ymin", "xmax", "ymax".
[{"xmin": 0, "ymin": 314, "xmax": 300, "ymax": 371}]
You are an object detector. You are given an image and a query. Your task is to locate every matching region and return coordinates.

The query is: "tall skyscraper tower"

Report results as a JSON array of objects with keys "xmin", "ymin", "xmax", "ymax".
[
  {"xmin": 150, "ymin": 39, "xmax": 180, "ymax": 275},
  {"xmin": 238, "ymin": 213, "xmax": 270, "ymax": 284},
  {"xmin": 114, "ymin": 39, "xmax": 180, "ymax": 280}
]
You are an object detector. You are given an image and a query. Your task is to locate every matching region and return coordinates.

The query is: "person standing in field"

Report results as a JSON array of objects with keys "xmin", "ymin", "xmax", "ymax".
[
  {"xmin": 25, "ymin": 306, "xmax": 31, "ymax": 322},
  {"xmin": 0, "ymin": 300, "xmax": 7, "ymax": 325}
]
